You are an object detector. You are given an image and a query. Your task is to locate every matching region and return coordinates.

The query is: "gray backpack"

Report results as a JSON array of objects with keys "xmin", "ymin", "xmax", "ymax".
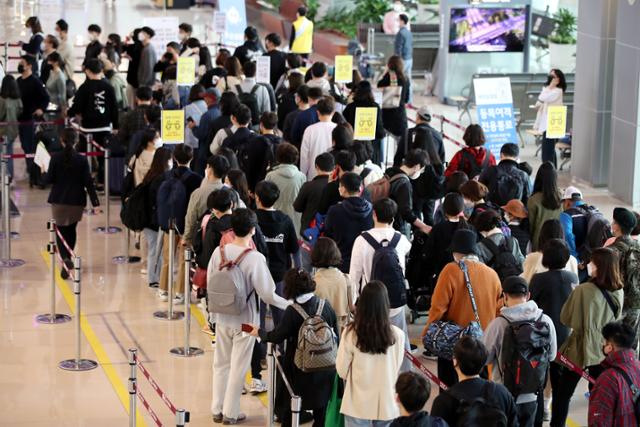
[
  {"xmin": 207, "ymin": 247, "xmax": 254, "ymax": 315},
  {"xmin": 292, "ymin": 300, "xmax": 338, "ymax": 372}
]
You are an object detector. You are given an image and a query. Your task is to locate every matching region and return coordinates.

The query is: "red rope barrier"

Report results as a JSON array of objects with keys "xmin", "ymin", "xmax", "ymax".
[
  {"xmin": 442, "ymin": 134, "xmax": 465, "ymax": 149},
  {"xmin": 556, "ymin": 353, "xmax": 596, "ymax": 385},
  {"xmin": 2, "ymin": 151, "xmax": 103, "ymax": 159},
  {"xmin": 90, "ymin": 140, "xmax": 106, "ymax": 152},
  {"xmin": 136, "ymin": 359, "xmax": 179, "ymax": 415},
  {"xmin": 0, "ymin": 118, "xmax": 65, "ymax": 126},
  {"xmin": 54, "ymin": 250, "xmax": 75, "ymax": 281},
  {"xmin": 137, "ymin": 389, "xmax": 164, "ymax": 427},
  {"xmin": 54, "ymin": 225, "xmax": 77, "ymax": 260},
  {"xmin": 405, "ymin": 351, "xmax": 449, "ymax": 391}
]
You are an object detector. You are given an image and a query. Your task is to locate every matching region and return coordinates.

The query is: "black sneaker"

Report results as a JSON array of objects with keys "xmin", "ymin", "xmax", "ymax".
[
  {"xmin": 148, "ymin": 282, "xmax": 159, "ymax": 288},
  {"xmin": 422, "ymin": 349, "xmax": 437, "ymax": 360}
]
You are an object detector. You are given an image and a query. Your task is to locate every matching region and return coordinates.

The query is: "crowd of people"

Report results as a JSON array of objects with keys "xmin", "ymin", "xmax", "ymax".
[{"xmin": 10, "ymin": 10, "xmax": 640, "ymax": 427}]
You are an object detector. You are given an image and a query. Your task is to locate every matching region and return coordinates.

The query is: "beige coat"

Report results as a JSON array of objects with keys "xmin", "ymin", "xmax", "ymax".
[
  {"xmin": 336, "ymin": 326, "xmax": 405, "ymax": 421},
  {"xmin": 314, "ymin": 267, "xmax": 353, "ymax": 330}
]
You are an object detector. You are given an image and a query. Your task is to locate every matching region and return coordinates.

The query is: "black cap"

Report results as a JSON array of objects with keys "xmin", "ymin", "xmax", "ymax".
[
  {"xmin": 613, "ymin": 207, "xmax": 637, "ymax": 234},
  {"xmin": 449, "ymin": 229, "xmax": 477, "ymax": 255},
  {"xmin": 502, "ymin": 276, "xmax": 528, "ymax": 295}
]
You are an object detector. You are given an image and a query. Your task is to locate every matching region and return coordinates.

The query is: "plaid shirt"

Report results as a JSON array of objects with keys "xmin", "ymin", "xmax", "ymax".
[{"xmin": 589, "ymin": 350, "xmax": 640, "ymax": 427}]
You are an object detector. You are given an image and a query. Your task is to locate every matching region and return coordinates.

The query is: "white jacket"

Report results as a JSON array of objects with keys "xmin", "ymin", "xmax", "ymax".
[
  {"xmin": 534, "ymin": 86, "xmax": 563, "ymax": 132},
  {"xmin": 300, "ymin": 121, "xmax": 336, "ymax": 180},
  {"xmin": 336, "ymin": 325, "xmax": 405, "ymax": 421}
]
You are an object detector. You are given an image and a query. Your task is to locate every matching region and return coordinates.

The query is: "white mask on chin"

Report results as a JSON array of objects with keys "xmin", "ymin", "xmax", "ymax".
[{"xmin": 153, "ymin": 138, "xmax": 163, "ymax": 148}]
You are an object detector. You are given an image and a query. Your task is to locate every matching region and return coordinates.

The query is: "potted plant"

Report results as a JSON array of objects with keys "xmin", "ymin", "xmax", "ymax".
[{"xmin": 548, "ymin": 8, "xmax": 577, "ymax": 72}]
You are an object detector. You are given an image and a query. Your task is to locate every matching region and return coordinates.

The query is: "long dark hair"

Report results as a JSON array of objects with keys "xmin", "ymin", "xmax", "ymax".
[
  {"xmin": 60, "ymin": 128, "xmax": 78, "ymax": 169},
  {"xmin": 546, "ymin": 68, "xmax": 567, "ymax": 92},
  {"xmin": 26, "ymin": 17, "xmax": 42, "ymax": 34},
  {"xmin": 591, "ymin": 248, "xmax": 623, "ymax": 292},
  {"xmin": 142, "ymin": 147, "xmax": 172, "ymax": 185},
  {"xmin": 537, "ymin": 219, "xmax": 564, "ymax": 252},
  {"xmin": 0, "ymin": 75, "xmax": 20, "ymax": 99},
  {"xmin": 387, "ymin": 55, "xmax": 406, "ymax": 82},
  {"xmin": 227, "ymin": 169, "xmax": 250, "ymax": 206},
  {"xmin": 412, "ymin": 127, "xmax": 441, "ymax": 166},
  {"xmin": 533, "ymin": 162, "xmax": 561, "ymax": 210},
  {"xmin": 348, "ymin": 280, "xmax": 395, "ymax": 354},
  {"xmin": 134, "ymin": 129, "xmax": 157, "ymax": 157},
  {"xmin": 353, "ymin": 82, "xmax": 375, "ymax": 104}
]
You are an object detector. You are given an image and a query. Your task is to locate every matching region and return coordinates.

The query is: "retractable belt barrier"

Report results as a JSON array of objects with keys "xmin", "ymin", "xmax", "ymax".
[
  {"xmin": 128, "ymin": 349, "xmax": 190, "ymax": 427},
  {"xmin": 404, "ymin": 350, "xmax": 449, "ymax": 391},
  {"xmin": 556, "ymin": 352, "xmax": 597, "ymax": 385},
  {"xmin": 406, "ymin": 104, "xmax": 466, "ymax": 149},
  {"xmin": 266, "ymin": 343, "xmax": 302, "ymax": 427},
  {"xmin": 36, "ymin": 220, "xmax": 72, "ymax": 324},
  {"xmin": 0, "ymin": 138, "xmax": 24, "ymax": 268}
]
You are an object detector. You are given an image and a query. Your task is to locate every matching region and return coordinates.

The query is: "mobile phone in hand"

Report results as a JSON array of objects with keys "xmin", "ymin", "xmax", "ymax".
[{"xmin": 241, "ymin": 324, "xmax": 253, "ymax": 333}]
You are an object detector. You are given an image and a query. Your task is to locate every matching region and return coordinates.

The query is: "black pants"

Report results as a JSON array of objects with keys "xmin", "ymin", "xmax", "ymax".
[
  {"xmin": 56, "ymin": 222, "xmax": 78, "ymax": 260},
  {"xmin": 550, "ymin": 363, "xmax": 602, "ymax": 427},
  {"xmin": 251, "ymin": 339, "xmax": 265, "ymax": 380},
  {"xmin": 541, "ymin": 132, "xmax": 557, "ymax": 168},
  {"xmin": 437, "ymin": 357, "xmax": 459, "ymax": 390},
  {"xmin": 517, "ymin": 401, "xmax": 538, "ymax": 427},
  {"xmin": 392, "ymin": 130, "xmax": 408, "ymax": 167}
]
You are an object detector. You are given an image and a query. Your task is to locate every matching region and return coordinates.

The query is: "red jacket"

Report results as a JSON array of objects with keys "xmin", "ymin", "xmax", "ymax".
[
  {"xmin": 589, "ymin": 350, "xmax": 640, "ymax": 427},
  {"xmin": 444, "ymin": 147, "xmax": 496, "ymax": 178}
]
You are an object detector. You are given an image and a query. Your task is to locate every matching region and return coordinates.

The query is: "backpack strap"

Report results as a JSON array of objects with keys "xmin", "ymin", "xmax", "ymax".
[
  {"xmin": 219, "ymin": 246, "xmax": 253, "ymax": 270},
  {"xmin": 250, "ymin": 84, "xmax": 260, "ymax": 95},
  {"xmin": 315, "ymin": 298, "xmax": 325, "ymax": 316},
  {"xmin": 361, "ymin": 231, "xmax": 381, "ymax": 250},
  {"xmin": 611, "ymin": 366, "xmax": 640, "ymax": 401},
  {"xmin": 388, "ymin": 232, "xmax": 401, "ymax": 249},
  {"xmin": 481, "ymin": 149, "xmax": 490, "ymax": 169},
  {"xmin": 482, "ymin": 237, "xmax": 501, "ymax": 263},
  {"xmin": 201, "ymin": 213, "xmax": 211, "ymax": 240},
  {"xmin": 291, "ymin": 302, "xmax": 309, "ymax": 320},
  {"xmin": 598, "ymin": 287, "xmax": 620, "ymax": 319},
  {"xmin": 223, "ymin": 127, "xmax": 233, "ymax": 138},
  {"xmin": 388, "ymin": 173, "xmax": 410, "ymax": 185},
  {"xmin": 236, "ymin": 84, "xmax": 244, "ymax": 94},
  {"xmin": 458, "ymin": 260, "xmax": 481, "ymax": 325}
]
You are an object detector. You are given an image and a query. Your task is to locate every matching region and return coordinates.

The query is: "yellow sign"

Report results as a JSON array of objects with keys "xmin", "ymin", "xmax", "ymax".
[
  {"xmin": 177, "ymin": 57, "xmax": 196, "ymax": 86},
  {"xmin": 334, "ymin": 55, "xmax": 353, "ymax": 83},
  {"xmin": 353, "ymin": 107, "xmax": 378, "ymax": 141},
  {"xmin": 546, "ymin": 105, "xmax": 567, "ymax": 139},
  {"xmin": 162, "ymin": 110, "xmax": 185, "ymax": 144}
]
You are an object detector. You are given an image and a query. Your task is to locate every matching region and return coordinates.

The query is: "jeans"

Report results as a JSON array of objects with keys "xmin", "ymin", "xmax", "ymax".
[
  {"xmin": 517, "ymin": 401, "xmax": 538, "ymax": 427},
  {"xmin": 4, "ymin": 137, "xmax": 15, "ymax": 177},
  {"xmin": 389, "ymin": 308, "xmax": 411, "ymax": 372},
  {"xmin": 211, "ymin": 324, "xmax": 255, "ymax": 419},
  {"xmin": 344, "ymin": 415, "xmax": 391, "ymax": 427},
  {"xmin": 143, "ymin": 228, "xmax": 163, "ymax": 285},
  {"xmin": 403, "ymin": 58, "xmax": 413, "ymax": 104},
  {"xmin": 56, "ymin": 222, "xmax": 78, "ymax": 260},
  {"xmin": 18, "ymin": 124, "xmax": 36, "ymax": 184},
  {"xmin": 541, "ymin": 132, "xmax": 557, "ymax": 168}
]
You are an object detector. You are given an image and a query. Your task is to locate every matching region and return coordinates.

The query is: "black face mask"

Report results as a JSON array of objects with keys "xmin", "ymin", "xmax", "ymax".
[{"xmin": 17, "ymin": 64, "xmax": 25, "ymax": 74}]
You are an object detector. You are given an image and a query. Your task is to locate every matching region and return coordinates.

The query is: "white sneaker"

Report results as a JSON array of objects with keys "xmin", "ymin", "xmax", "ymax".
[
  {"xmin": 140, "ymin": 268, "xmax": 147, "ymax": 275},
  {"xmin": 173, "ymin": 293, "xmax": 185, "ymax": 305},
  {"xmin": 250, "ymin": 378, "xmax": 267, "ymax": 394},
  {"xmin": 157, "ymin": 290, "xmax": 168, "ymax": 301}
]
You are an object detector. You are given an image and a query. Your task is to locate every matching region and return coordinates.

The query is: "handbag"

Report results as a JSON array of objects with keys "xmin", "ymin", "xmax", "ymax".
[
  {"xmin": 381, "ymin": 71, "xmax": 402, "ymax": 109},
  {"xmin": 422, "ymin": 260, "xmax": 484, "ymax": 360},
  {"xmin": 192, "ymin": 214, "xmax": 212, "ymax": 289},
  {"xmin": 324, "ymin": 373, "xmax": 345, "ymax": 427}
]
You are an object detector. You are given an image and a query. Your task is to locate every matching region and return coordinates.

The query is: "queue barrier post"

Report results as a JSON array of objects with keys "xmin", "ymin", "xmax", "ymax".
[
  {"xmin": 128, "ymin": 348, "xmax": 138, "ymax": 427},
  {"xmin": 170, "ymin": 248, "xmax": 203, "ymax": 357},
  {"xmin": 175, "ymin": 409, "xmax": 189, "ymax": 427},
  {"xmin": 0, "ymin": 139, "xmax": 24, "ymax": 268},
  {"xmin": 84, "ymin": 133, "xmax": 98, "ymax": 216},
  {"xmin": 269, "ymin": 344, "xmax": 301, "ymax": 427},
  {"xmin": 36, "ymin": 220, "xmax": 71, "ymax": 324},
  {"xmin": 113, "ymin": 228, "xmax": 142, "ymax": 264},
  {"xmin": 59, "ymin": 256, "xmax": 98, "ymax": 371},
  {"xmin": 266, "ymin": 342, "xmax": 276, "ymax": 427},
  {"xmin": 154, "ymin": 221, "xmax": 184, "ymax": 321},
  {"xmin": 95, "ymin": 147, "xmax": 121, "ymax": 234}
]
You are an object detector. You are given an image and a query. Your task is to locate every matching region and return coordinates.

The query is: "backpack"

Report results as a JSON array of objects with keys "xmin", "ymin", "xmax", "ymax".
[
  {"xmin": 361, "ymin": 231, "xmax": 407, "ymax": 309},
  {"xmin": 611, "ymin": 366, "xmax": 640, "ymax": 422},
  {"xmin": 156, "ymin": 171, "xmax": 191, "ymax": 232},
  {"xmin": 236, "ymin": 84, "xmax": 260, "ymax": 125},
  {"xmin": 366, "ymin": 173, "xmax": 410, "ymax": 202},
  {"xmin": 460, "ymin": 149, "xmax": 490, "ymax": 179},
  {"xmin": 617, "ymin": 241, "xmax": 640, "ymax": 310},
  {"xmin": 490, "ymin": 166, "xmax": 525, "ymax": 206},
  {"xmin": 219, "ymin": 228, "xmax": 257, "ymax": 250},
  {"xmin": 207, "ymin": 246, "xmax": 255, "ymax": 315},
  {"xmin": 567, "ymin": 204, "xmax": 612, "ymax": 262},
  {"xmin": 450, "ymin": 382, "xmax": 509, "ymax": 427},
  {"xmin": 66, "ymin": 78, "xmax": 77, "ymax": 100},
  {"xmin": 120, "ymin": 181, "xmax": 150, "ymax": 232},
  {"xmin": 292, "ymin": 299, "xmax": 338, "ymax": 372},
  {"xmin": 499, "ymin": 314, "xmax": 552, "ymax": 397},
  {"xmin": 481, "ymin": 236, "xmax": 523, "ymax": 281}
]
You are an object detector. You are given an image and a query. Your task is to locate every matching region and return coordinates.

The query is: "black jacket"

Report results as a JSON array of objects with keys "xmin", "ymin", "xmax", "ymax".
[
  {"xmin": 256, "ymin": 210, "xmax": 299, "ymax": 282},
  {"xmin": 508, "ymin": 220, "xmax": 531, "ymax": 256},
  {"xmin": 258, "ymin": 296, "xmax": 338, "ymax": 411},
  {"xmin": 325, "ymin": 197, "xmax": 374, "ymax": 272},
  {"xmin": 17, "ymin": 74, "xmax": 49, "ymax": 120},
  {"xmin": 68, "ymin": 79, "xmax": 119, "ymax": 130},
  {"xmin": 530, "ymin": 269, "xmax": 577, "ymax": 347},
  {"xmin": 385, "ymin": 167, "xmax": 416, "ymax": 232},
  {"xmin": 155, "ymin": 166, "xmax": 203, "ymax": 233},
  {"xmin": 377, "ymin": 72, "xmax": 409, "ymax": 136},
  {"xmin": 479, "ymin": 159, "xmax": 531, "ymax": 206},
  {"xmin": 222, "ymin": 127, "xmax": 269, "ymax": 191},
  {"xmin": 425, "ymin": 220, "xmax": 472, "ymax": 278},
  {"xmin": 233, "ymin": 40, "xmax": 264, "ymax": 67},
  {"xmin": 123, "ymin": 42, "xmax": 143, "ymax": 87},
  {"xmin": 408, "ymin": 123, "xmax": 445, "ymax": 164},
  {"xmin": 431, "ymin": 378, "xmax": 519, "ymax": 427},
  {"xmin": 264, "ymin": 49, "xmax": 288, "ymax": 89},
  {"xmin": 293, "ymin": 174, "xmax": 329, "ymax": 234},
  {"xmin": 84, "ymin": 40, "xmax": 104, "ymax": 64},
  {"xmin": 276, "ymin": 89, "xmax": 298, "ymax": 131},
  {"xmin": 206, "ymin": 115, "xmax": 232, "ymax": 154},
  {"xmin": 343, "ymin": 100, "xmax": 386, "ymax": 141},
  {"xmin": 46, "ymin": 151, "xmax": 99, "ymax": 207},
  {"xmin": 390, "ymin": 411, "xmax": 447, "ymax": 427}
]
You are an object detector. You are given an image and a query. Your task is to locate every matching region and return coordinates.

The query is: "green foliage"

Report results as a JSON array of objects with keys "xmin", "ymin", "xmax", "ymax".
[
  {"xmin": 417, "ymin": 0, "xmax": 439, "ymax": 4},
  {"xmin": 354, "ymin": 0, "xmax": 392, "ymax": 24},
  {"xmin": 305, "ymin": 0, "xmax": 319, "ymax": 21},
  {"xmin": 316, "ymin": 6, "xmax": 358, "ymax": 38},
  {"xmin": 549, "ymin": 8, "xmax": 577, "ymax": 45},
  {"xmin": 262, "ymin": 0, "xmax": 280, "ymax": 10}
]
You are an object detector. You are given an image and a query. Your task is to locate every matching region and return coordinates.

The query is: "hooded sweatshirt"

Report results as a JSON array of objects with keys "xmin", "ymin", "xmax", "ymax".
[
  {"xmin": 256, "ymin": 209, "xmax": 300, "ymax": 282},
  {"xmin": 483, "ymin": 300, "xmax": 557, "ymax": 404},
  {"xmin": 325, "ymin": 197, "xmax": 374, "ymax": 273},
  {"xmin": 265, "ymin": 164, "xmax": 307, "ymax": 236}
]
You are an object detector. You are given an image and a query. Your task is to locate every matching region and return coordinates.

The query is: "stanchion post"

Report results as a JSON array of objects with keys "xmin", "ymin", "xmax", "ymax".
[
  {"xmin": 0, "ymin": 147, "xmax": 24, "ymax": 268},
  {"xmin": 113, "ymin": 228, "xmax": 142, "ymax": 264},
  {"xmin": 3, "ymin": 42, "xmax": 8, "ymax": 72},
  {"xmin": 170, "ymin": 249, "xmax": 203, "ymax": 357},
  {"xmin": 59, "ymin": 257, "xmax": 98, "ymax": 371},
  {"xmin": 128, "ymin": 349, "xmax": 137, "ymax": 427},
  {"xmin": 291, "ymin": 395, "xmax": 301, "ymax": 427},
  {"xmin": 96, "ymin": 147, "xmax": 121, "ymax": 234},
  {"xmin": 175, "ymin": 409, "xmax": 189, "ymax": 426},
  {"xmin": 266, "ymin": 343, "xmax": 275, "ymax": 427},
  {"xmin": 36, "ymin": 220, "xmax": 71, "ymax": 324},
  {"xmin": 154, "ymin": 222, "xmax": 183, "ymax": 320}
]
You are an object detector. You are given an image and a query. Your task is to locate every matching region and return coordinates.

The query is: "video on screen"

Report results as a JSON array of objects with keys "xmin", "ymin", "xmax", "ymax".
[{"xmin": 449, "ymin": 7, "xmax": 527, "ymax": 53}]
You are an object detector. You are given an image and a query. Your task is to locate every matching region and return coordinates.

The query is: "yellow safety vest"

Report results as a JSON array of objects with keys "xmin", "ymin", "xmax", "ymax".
[{"xmin": 291, "ymin": 17, "xmax": 314, "ymax": 54}]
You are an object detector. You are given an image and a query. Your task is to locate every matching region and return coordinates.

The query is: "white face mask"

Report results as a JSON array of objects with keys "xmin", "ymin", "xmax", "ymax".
[
  {"xmin": 137, "ymin": 33, "xmax": 146, "ymax": 43},
  {"xmin": 179, "ymin": 32, "xmax": 188, "ymax": 41},
  {"xmin": 587, "ymin": 262, "xmax": 596, "ymax": 277},
  {"xmin": 410, "ymin": 167, "xmax": 424, "ymax": 180},
  {"xmin": 168, "ymin": 160, "xmax": 174, "ymax": 170},
  {"xmin": 153, "ymin": 138, "xmax": 163, "ymax": 148}
]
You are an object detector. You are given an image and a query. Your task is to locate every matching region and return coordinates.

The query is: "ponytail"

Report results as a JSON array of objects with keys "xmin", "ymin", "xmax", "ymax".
[{"xmin": 60, "ymin": 128, "xmax": 78, "ymax": 169}]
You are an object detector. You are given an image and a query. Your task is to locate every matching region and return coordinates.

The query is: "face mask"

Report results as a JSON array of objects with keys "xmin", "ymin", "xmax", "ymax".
[
  {"xmin": 89, "ymin": 33, "xmax": 98, "ymax": 42},
  {"xmin": 168, "ymin": 160, "xmax": 174, "ymax": 170},
  {"xmin": 154, "ymin": 138, "xmax": 163, "ymax": 148},
  {"xmin": 587, "ymin": 262, "xmax": 595, "ymax": 277},
  {"xmin": 17, "ymin": 64, "xmax": 25, "ymax": 74},
  {"xmin": 179, "ymin": 32, "xmax": 188, "ymax": 41},
  {"xmin": 410, "ymin": 168, "xmax": 423, "ymax": 180},
  {"xmin": 137, "ymin": 33, "xmax": 146, "ymax": 42}
]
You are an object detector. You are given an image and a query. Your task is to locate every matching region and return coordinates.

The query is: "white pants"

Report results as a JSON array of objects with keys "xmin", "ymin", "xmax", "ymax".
[{"xmin": 211, "ymin": 324, "xmax": 255, "ymax": 418}]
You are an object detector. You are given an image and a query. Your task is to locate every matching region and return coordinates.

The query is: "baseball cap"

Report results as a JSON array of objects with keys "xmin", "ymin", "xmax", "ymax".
[
  {"xmin": 502, "ymin": 276, "xmax": 528, "ymax": 295},
  {"xmin": 417, "ymin": 106, "xmax": 432, "ymax": 121},
  {"xmin": 562, "ymin": 186, "xmax": 582, "ymax": 201}
]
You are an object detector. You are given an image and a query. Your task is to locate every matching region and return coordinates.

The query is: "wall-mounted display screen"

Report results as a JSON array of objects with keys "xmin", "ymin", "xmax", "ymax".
[{"xmin": 449, "ymin": 7, "xmax": 527, "ymax": 53}]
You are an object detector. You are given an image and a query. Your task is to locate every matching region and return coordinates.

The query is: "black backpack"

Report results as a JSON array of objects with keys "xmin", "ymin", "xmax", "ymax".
[
  {"xmin": 482, "ymin": 236, "xmax": 523, "ymax": 281},
  {"xmin": 361, "ymin": 231, "xmax": 407, "ymax": 309},
  {"xmin": 451, "ymin": 382, "xmax": 509, "ymax": 427},
  {"xmin": 499, "ymin": 314, "xmax": 551, "ymax": 397},
  {"xmin": 489, "ymin": 167, "xmax": 525, "ymax": 206},
  {"xmin": 156, "ymin": 171, "xmax": 191, "ymax": 232},
  {"xmin": 612, "ymin": 366, "xmax": 640, "ymax": 421},
  {"xmin": 120, "ymin": 182, "xmax": 150, "ymax": 232},
  {"xmin": 567, "ymin": 204, "xmax": 612, "ymax": 262},
  {"xmin": 460, "ymin": 149, "xmax": 490, "ymax": 179},
  {"xmin": 236, "ymin": 84, "xmax": 260, "ymax": 125}
]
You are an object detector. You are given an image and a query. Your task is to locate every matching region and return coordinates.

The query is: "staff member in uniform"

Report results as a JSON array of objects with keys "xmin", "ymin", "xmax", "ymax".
[{"xmin": 289, "ymin": 6, "xmax": 314, "ymax": 60}]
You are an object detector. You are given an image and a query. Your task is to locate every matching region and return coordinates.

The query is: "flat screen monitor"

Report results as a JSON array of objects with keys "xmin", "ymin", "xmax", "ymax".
[{"xmin": 449, "ymin": 7, "xmax": 527, "ymax": 53}]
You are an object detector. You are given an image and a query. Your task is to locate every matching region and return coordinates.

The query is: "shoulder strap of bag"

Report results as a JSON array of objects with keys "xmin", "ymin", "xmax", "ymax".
[
  {"xmin": 458, "ymin": 260, "xmax": 481, "ymax": 324},
  {"xmin": 482, "ymin": 237, "xmax": 501, "ymax": 262},
  {"xmin": 481, "ymin": 149, "xmax": 490, "ymax": 169},
  {"xmin": 201, "ymin": 213, "xmax": 211, "ymax": 240},
  {"xmin": 389, "ymin": 232, "xmax": 401, "ymax": 249},
  {"xmin": 598, "ymin": 287, "xmax": 620, "ymax": 319},
  {"xmin": 250, "ymin": 84, "xmax": 260, "ymax": 95},
  {"xmin": 361, "ymin": 231, "xmax": 381, "ymax": 250},
  {"xmin": 236, "ymin": 84, "xmax": 244, "ymax": 94},
  {"xmin": 292, "ymin": 302, "xmax": 309, "ymax": 320},
  {"xmin": 316, "ymin": 299, "xmax": 325, "ymax": 316},
  {"xmin": 611, "ymin": 366, "xmax": 640, "ymax": 399}
]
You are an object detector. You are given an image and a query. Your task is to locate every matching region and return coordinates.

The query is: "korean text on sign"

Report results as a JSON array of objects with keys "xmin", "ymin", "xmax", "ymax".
[
  {"xmin": 162, "ymin": 110, "xmax": 185, "ymax": 144},
  {"xmin": 546, "ymin": 105, "xmax": 567, "ymax": 139},
  {"xmin": 177, "ymin": 57, "xmax": 196, "ymax": 86},
  {"xmin": 354, "ymin": 107, "xmax": 378, "ymax": 140},
  {"xmin": 334, "ymin": 55, "xmax": 353, "ymax": 83}
]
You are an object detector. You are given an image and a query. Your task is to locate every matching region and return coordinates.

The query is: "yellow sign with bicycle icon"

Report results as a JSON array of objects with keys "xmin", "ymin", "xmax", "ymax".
[
  {"xmin": 334, "ymin": 55, "xmax": 353, "ymax": 83},
  {"xmin": 546, "ymin": 105, "xmax": 567, "ymax": 139},
  {"xmin": 162, "ymin": 110, "xmax": 185, "ymax": 143},
  {"xmin": 354, "ymin": 107, "xmax": 378, "ymax": 141}
]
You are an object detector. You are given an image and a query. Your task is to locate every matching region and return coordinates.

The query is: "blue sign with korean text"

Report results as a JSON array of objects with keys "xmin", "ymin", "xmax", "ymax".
[
  {"xmin": 218, "ymin": 0, "xmax": 248, "ymax": 48},
  {"xmin": 473, "ymin": 77, "xmax": 518, "ymax": 158}
]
